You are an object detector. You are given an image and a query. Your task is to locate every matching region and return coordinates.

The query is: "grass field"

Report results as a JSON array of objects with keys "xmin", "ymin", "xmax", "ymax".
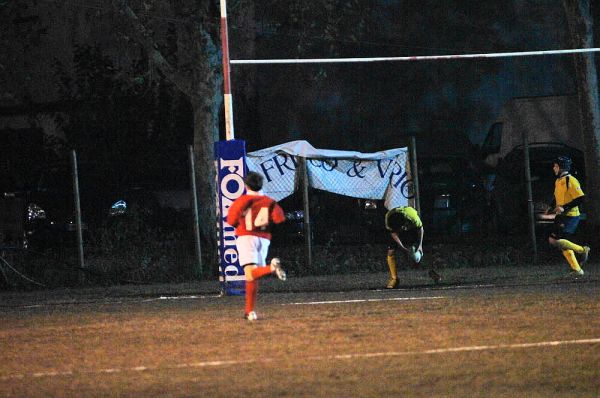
[{"xmin": 1, "ymin": 265, "xmax": 599, "ymax": 397}]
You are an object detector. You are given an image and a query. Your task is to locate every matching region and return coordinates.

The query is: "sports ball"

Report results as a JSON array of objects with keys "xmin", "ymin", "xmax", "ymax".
[{"xmin": 408, "ymin": 247, "xmax": 423, "ymax": 264}]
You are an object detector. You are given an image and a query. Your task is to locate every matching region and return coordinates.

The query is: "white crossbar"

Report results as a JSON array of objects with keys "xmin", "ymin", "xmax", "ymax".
[{"xmin": 231, "ymin": 48, "xmax": 600, "ymax": 65}]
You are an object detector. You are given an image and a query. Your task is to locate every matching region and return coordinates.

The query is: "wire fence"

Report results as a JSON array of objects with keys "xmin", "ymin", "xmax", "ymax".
[
  {"xmin": 1, "ymin": 141, "xmax": 593, "ymax": 289},
  {"xmin": 0, "ymin": 144, "xmax": 427, "ymax": 288},
  {"xmin": 1, "ymin": 146, "xmax": 202, "ymax": 288}
]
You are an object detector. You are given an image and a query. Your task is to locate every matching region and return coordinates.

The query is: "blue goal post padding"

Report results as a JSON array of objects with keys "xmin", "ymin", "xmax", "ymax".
[{"xmin": 215, "ymin": 139, "xmax": 247, "ymax": 296}]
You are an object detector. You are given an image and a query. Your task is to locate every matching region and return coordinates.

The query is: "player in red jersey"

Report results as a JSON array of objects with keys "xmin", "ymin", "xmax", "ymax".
[{"xmin": 226, "ymin": 171, "xmax": 287, "ymax": 321}]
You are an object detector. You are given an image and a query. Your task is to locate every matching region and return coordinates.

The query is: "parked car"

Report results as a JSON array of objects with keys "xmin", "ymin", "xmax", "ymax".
[
  {"xmin": 1, "ymin": 160, "xmax": 190, "ymax": 250},
  {"xmin": 272, "ymin": 192, "xmax": 389, "ymax": 245},
  {"xmin": 488, "ymin": 143, "xmax": 585, "ymax": 234},
  {"xmin": 7, "ymin": 164, "xmax": 100, "ymax": 250},
  {"xmin": 1, "ymin": 167, "xmax": 77, "ymax": 250},
  {"xmin": 417, "ymin": 155, "xmax": 487, "ymax": 235}
]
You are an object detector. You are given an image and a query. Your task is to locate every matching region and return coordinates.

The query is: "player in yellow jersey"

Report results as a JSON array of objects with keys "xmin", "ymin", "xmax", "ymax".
[
  {"xmin": 384, "ymin": 206, "xmax": 441, "ymax": 288},
  {"xmin": 546, "ymin": 156, "xmax": 591, "ymax": 277}
]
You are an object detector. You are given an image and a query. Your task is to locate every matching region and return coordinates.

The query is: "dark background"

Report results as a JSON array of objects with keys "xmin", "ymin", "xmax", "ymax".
[
  {"xmin": 2, "ymin": 0, "xmax": 598, "ymax": 156},
  {"xmin": 228, "ymin": 0, "xmax": 582, "ymax": 151},
  {"xmin": 1, "ymin": 1, "xmax": 599, "ymax": 285}
]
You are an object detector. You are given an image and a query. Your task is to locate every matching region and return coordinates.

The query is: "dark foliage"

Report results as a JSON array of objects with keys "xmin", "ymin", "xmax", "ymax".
[{"xmin": 53, "ymin": 44, "xmax": 193, "ymax": 186}]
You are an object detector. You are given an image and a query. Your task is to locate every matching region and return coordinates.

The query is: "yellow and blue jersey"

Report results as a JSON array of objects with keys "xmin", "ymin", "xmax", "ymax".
[{"xmin": 554, "ymin": 174, "xmax": 584, "ymax": 217}]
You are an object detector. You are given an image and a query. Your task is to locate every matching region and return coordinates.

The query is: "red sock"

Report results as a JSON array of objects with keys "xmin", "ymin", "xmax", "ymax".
[
  {"xmin": 245, "ymin": 280, "xmax": 257, "ymax": 314},
  {"xmin": 251, "ymin": 266, "xmax": 273, "ymax": 280}
]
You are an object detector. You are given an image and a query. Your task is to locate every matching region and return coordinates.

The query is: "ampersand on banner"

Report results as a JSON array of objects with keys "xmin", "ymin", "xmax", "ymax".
[{"xmin": 346, "ymin": 161, "xmax": 367, "ymax": 178}]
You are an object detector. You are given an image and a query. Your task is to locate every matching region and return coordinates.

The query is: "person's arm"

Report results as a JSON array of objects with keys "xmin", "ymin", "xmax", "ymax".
[
  {"xmin": 270, "ymin": 202, "xmax": 286, "ymax": 225},
  {"xmin": 554, "ymin": 196, "xmax": 585, "ymax": 215},
  {"xmin": 391, "ymin": 232, "xmax": 409, "ymax": 251},
  {"xmin": 226, "ymin": 198, "xmax": 243, "ymax": 227},
  {"xmin": 546, "ymin": 196, "xmax": 556, "ymax": 214},
  {"xmin": 417, "ymin": 227, "xmax": 424, "ymax": 252}
]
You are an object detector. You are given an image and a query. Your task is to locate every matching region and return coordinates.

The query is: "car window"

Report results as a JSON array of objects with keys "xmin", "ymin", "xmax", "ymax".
[
  {"xmin": 419, "ymin": 159, "xmax": 462, "ymax": 177},
  {"xmin": 429, "ymin": 162, "xmax": 453, "ymax": 174},
  {"xmin": 530, "ymin": 159, "xmax": 554, "ymax": 180},
  {"xmin": 482, "ymin": 122, "xmax": 503, "ymax": 153}
]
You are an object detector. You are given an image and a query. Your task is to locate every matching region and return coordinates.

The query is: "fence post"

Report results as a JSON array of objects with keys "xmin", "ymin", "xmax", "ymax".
[
  {"xmin": 70, "ymin": 150, "xmax": 85, "ymax": 280},
  {"xmin": 522, "ymin": 133, "xmax": 538, "ymax": 263},
  {"xmin": 188, "ymin": 145, "xmax": 203, "ymax": 278},
  {"xmin": 409, "ymin": 135, "xmax": 421, "ymax": 215},
  {"xmin": 301, "ymin": 158, "xmax": 313, "ymax": 269}
]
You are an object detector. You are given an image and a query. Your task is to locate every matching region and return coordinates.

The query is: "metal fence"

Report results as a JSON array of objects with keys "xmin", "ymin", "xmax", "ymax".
[
  {"xmin": 1, "ymin": 146, "xmax": 203, "ymax": 288},
  {"xmin": 2, "ymin": 139, "xmax": 585, "ymax": 289}
]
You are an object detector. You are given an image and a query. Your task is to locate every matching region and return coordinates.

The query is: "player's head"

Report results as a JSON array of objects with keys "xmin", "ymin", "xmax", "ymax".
[
  {"xmin": 244, "ymin": 171, "xmax": 264, "ymax": 192},
  {"xmin": 387, "ymin": 208, "xmax": 408, "ymax": 231},
  {"xmin": 553, "ymin": 155, "xmax": 572, "ymax": 174}
]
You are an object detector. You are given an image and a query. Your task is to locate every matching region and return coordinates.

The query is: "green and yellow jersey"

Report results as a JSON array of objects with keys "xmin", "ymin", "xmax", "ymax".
[
  {"xmin": 385, "ymin": 206, "xmax": 422, "ymax": 232},
  {"xmin": 554, "ymin": 174, "xmax": 584, "ymax": 217}
]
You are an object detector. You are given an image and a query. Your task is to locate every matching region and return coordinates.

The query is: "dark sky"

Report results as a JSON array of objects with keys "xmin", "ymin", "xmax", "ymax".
[
  {"xmin": 228, "ymin": 1, "xmax": 580, "ymax": 152},
  {"xmin": 0, "ymin": 0, "xmax": 596, "ymax": 154}
]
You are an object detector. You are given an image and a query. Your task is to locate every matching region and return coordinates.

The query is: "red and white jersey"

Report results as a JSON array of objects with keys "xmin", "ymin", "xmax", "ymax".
[{"xmin": 226, "ymin": 192, "xmax": 286, "ymax": 240}]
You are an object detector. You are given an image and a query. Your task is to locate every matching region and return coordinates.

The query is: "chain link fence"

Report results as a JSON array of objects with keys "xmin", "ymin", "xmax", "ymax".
[
  {"xmin": 1, "ymin": 146, "xmax": 202, "ymax": 288},
  {"xmin": 0, "ymin": 150, "xmax": 484, "ymax": 289}
]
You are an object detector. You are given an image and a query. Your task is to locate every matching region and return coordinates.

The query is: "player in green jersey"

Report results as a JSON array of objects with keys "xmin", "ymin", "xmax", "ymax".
[{"xmin": 384, "ymin": 206, "xmax": 441, "ymax": 288}]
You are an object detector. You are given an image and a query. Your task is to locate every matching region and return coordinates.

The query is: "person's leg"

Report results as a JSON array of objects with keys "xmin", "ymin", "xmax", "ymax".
[
  {"xmin": 561, "ymin": 250, "xmax": 583, "ymax": 274},
  {"xmin": 243, "ymin": 237, "xmax": 287, "ymax": 320},
  {"xmin": 556, "ymin": 239, "xmax": 590, "ymax": 265},
  {"xmin": 550, "ymin": 234, "xmax": 583, "ymax": 273},
  {"xmin": 244, "ymin": 265, "xmax": 280, "ymax": 315},
  {"xmin": 237, "ymin": 236, "xmax": 262, "ymax": 319},
  {"xmin": 556, "ymin": 239, "xmax": 584, "ymax": 253},
  {"xmin": 551, "ymin": 216, "xmax": 587, "ymax": 274},
  {"xmin": 244, "ymin": 264, "xmax": 259, "ymax": 317},
  {"xmin": 386, "ymin": 232, "xmax": 400, "ymax": 289},
  {"xmin": 386, "ymin": 248, "xmax": 398, "ymax": 289},
  {"xmin": 256, "ymin": 237, "xmax": 286, "ymax": 280}
]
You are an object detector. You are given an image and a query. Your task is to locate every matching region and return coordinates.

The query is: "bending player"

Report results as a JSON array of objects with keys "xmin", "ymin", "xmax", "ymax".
[
  {"xmin": 385, "ymin": 205, "xmax": 441, "ymax": 288},
  {"xmin": 226, "ymin": 171, "xmax": 287, "ymax": 321}
]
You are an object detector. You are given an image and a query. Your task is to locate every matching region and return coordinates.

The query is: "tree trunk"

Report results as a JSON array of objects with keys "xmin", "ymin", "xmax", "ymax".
[
  {"xmin": 191, "ymin": 93, "xmax": 222, "ymax": 274},
  {"xmin": 112, "ymin": 0, "xmax": 224, "ymax": 275},
  {"xmin": 563, "ymin": 0, "xmax": 600, "ymax": 230}
]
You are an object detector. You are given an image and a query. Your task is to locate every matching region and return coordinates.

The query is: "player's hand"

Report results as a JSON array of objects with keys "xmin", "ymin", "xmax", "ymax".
[{"xmin": 554, "ymin": 206, "xmax": 564, "ymax": 215}]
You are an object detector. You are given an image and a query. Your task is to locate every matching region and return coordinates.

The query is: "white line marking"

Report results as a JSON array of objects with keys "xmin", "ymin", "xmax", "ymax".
[
  {"xmin": 283, "ymin": 296, "xmax": 446, "ymax": 305},
  {"xmin": 141, "ymin": 295, "xmax": 217, "ymax": 302},
  {"xmin": 2, "ymin": 295, "xmax": 222, "ymax": 309},
  {"xmin": 372, "ymin": 284, "xmax": 498, "ymax": 292},
  {"xmin": 322, "ymin": 338, "xmax": 600, "ymax": 359},
  {"xmin": 3, "ymin": 338, "xmax": 598, "ymax": 381}
]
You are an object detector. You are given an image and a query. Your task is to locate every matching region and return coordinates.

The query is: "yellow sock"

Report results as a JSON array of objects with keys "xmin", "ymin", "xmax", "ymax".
[
  {"xmin": 387, "ymin": 254, "xmax": 398, "ymax": 279},
  {"xmin": 557, "ymin": 239, "xmax": 584, "ymax": 253},
  {"xmin": 562, "ymin": 250, "xmax": 582, "ymax": 272}
]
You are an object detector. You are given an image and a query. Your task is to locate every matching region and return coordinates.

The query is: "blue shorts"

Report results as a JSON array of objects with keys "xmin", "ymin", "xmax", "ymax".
[{"xmin": 550, "ymin": 215, "xmax": 580, "ymax": 239}]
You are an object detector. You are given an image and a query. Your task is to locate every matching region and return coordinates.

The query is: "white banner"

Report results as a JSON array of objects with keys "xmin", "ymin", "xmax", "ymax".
[{"xmin": 246, "ymin": 140, "xmax": 412, "ymax": 209}]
